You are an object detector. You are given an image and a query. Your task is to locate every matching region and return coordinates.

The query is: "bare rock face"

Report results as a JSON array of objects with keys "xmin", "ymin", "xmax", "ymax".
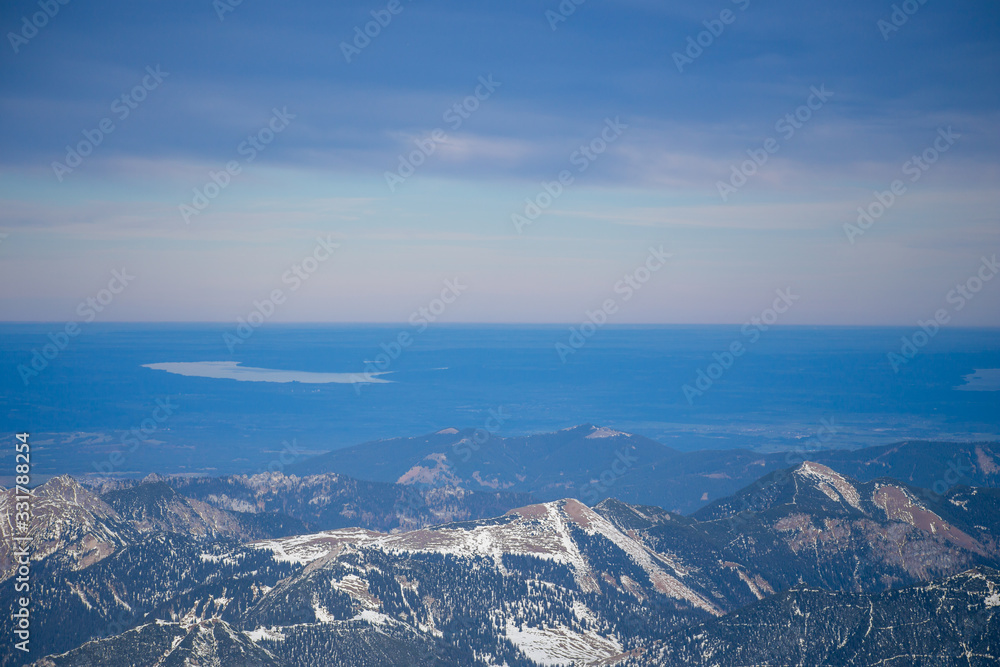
[
  {"xmin": 159, "ymin": 471, "xmax": 534, "ymax": 534},
  {"xmin": 608, "ymin": 462, "xmax": 1000, "ymax": 596},
  {"xmin": 101, "ymin": 482, "xmax": 253, "ymax": 540},
  {"xmin": 0, "ymin": 475, "xmax": 135, "ymax": 581}
]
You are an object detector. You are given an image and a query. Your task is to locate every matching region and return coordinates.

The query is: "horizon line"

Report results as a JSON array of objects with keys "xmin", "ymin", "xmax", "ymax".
[{"xmin": 2, "ymin": 321, "xmax": 1000, "ymax": 329}]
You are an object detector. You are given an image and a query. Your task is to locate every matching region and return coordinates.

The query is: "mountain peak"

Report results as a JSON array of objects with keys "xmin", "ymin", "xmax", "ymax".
[
  {"xmin": 1, "ymin": 475, "xmax": 130, "ymax": 580},
  {"xmin": 559, "ymin": 424, "xmax": 632, "ymax": 438},
  {"xmin": 36, "ymin": 474, "xmax": 108, "ymax": 510},
  {"xmin": 585, "ymin": 425, "xmax": 631, "ymax": 439},
  {"xmin": 694, "ymin": 461, "xmax": 869, "ymax": 521},
  {"xmin": 257, "ymin": 495, "xmax": 723, "ymax": 617},
  {"xmin": 790, "ymin": 461, "xmax": 864, "ymax": 511},
  {"xmin": 40, "ymin": 473, "xmax": 85, "ymax": 493}
]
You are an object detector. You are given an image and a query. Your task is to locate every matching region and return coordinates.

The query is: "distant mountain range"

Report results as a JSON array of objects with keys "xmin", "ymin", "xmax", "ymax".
[
  {"xmin": 287, "ymin": 424, "xmax": 1000, "ymax": 513},
  {"xmin": 90, "ymin": 471, "xmax": 535, "ymax": 534},
  {"xmin": 3, "ymin": 439, "xmax": 998, "ymax": 666}
]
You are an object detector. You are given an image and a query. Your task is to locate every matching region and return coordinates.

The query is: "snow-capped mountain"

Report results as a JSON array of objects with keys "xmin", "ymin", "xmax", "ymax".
[
  {"xmin": 240, "ymin": 498, "xmax": 725, "ymax": 666},
  {"xmin": 252, "ymin": 497, "xmax": 725, "ymax": 610},
  {"xmin": 686, "ymin": 461, "xmax": 1000, "ymax": 590},
  {"xmin": 0, "ymin": 476, "xmax": 135, "ymax": 581},
  {"xmin": 4, "ymin": 459, "xmax": 998, "ymax": 666}
]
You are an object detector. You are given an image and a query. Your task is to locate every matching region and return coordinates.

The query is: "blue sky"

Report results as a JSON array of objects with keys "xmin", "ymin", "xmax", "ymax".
[{"xmin": 1, "ymin": 0, "xmax": 998, "ymax": 324}]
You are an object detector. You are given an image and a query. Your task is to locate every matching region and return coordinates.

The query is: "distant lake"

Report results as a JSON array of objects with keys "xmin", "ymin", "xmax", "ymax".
[{"xmin": 1, "ymin": 324, "xmax": 997, "ymax": 478}]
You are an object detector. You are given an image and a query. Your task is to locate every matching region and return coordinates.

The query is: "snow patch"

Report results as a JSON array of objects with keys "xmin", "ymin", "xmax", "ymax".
[
  {"xmin": 68, "ymin": 583, "xmax": 93, "ymax": 610},
  {"xmin": 198, "ymin": 552, "xmax": 240, "ymax": 566},
  {"xmin": 312, "ymin": 600, "xmax": 336, "ymax": 623},
  {"xmin": 571, "ymin": 600, "xmax": 598, "ymax": 625},
  {"xmin": 252, "ymin": 528, "xmax": 383, "ymax": 564},
  {"xmin": 331, "ymin": 574, "xmax": 380, "ymax": 610},
  {"xmin": 354, "ymin": 609, "xmax": 391, "ymax": 625},
  {"xmin": 505, "ymin": 620, "xmax": 622, "ymax": 666},
  {"xmin": 585, "ymin": 427, "xmax": 628, "ymax": 439},
  {"xmin": 246, "ymin": 626, "xmax": 286, "ymax": 642}
]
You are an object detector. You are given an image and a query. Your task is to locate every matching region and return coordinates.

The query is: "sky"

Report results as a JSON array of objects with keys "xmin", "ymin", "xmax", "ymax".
[{"xmin": 0, "ymin": 0, "xmax": 998, "ymax": 325}]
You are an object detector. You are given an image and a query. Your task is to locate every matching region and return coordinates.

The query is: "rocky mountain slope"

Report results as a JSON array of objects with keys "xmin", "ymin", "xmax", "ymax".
[
  {"xmin": 0, "ymin": 473, "xmax": 529, "ymax": 666},
  {"xmin": 4, "ymin": 461, "xmax": 997, "ymax": 666},
  {"xmin": 103, "ymin": 480, "xmax": 309, "ymax": 540},
  {"xmin": 0, "ymin": 477, "xmax": 136, "ymax": 582},
  {"xmin": 241, "ymin": 498, "xmax": 718, "ymax": 666},
  {"xmin": 150, "ymin": 471, "xmax": 533, "ymax": 534},
  {"xmin": 598, "ymin": 462, "xmax": 1000, "ymax": 595}
]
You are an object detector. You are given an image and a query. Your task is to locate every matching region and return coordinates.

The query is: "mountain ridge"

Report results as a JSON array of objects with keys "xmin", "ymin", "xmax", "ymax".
[
  {"xmin": 285, "ymin": 424, "xmax": 1000, "ymax": 513},
  {"xmin": 5, "ymin": 458, "xmax": 999, "ymax": 666}
]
